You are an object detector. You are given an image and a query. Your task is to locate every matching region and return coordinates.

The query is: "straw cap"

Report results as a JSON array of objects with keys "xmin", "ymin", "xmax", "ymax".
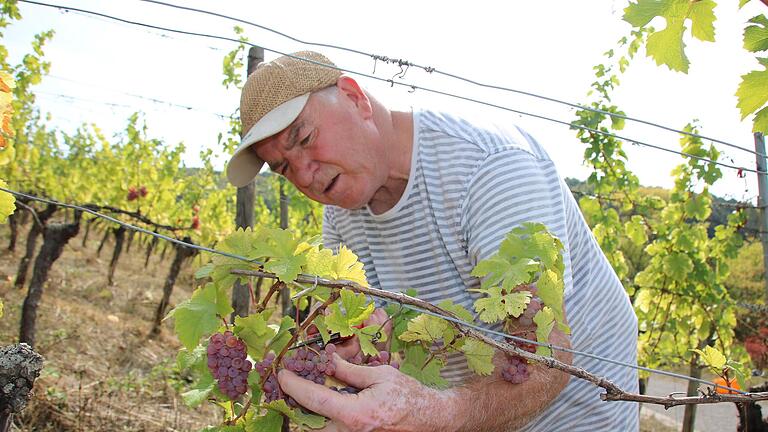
[{"xmin": 226, "ymin": 51, "xmax": 342, "ymax": 187}]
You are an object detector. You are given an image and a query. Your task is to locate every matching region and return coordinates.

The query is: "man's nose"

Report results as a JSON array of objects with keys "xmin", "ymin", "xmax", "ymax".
[{"xmin": 288, "ymin": 153, "xmax": 314, "ymax": 189}]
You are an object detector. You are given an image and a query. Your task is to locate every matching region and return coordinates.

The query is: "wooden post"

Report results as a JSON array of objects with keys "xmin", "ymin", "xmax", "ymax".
[
  {"xmin": 231, "ymin": 46, "xmax": 264, "ymax": 322},
  {"xmin": 755, "ymin": 132, "xmax": 768, "ymax": 303}
]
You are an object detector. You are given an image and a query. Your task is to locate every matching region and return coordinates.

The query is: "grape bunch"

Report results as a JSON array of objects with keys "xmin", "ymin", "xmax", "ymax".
[
  {"xmin": 282, "ymin": 343, "xmax": 338, "ymax": 385},
  {"xmin": 500, "ymin": 355, "xmax": 530, "ymax": 384},
  {"xmin": 255, "ymin": 352, "xmax": 295, "ymax": 406},
  {"xmin": 206, "ymin": 331, "xmax": 251, "ymax": 400}
]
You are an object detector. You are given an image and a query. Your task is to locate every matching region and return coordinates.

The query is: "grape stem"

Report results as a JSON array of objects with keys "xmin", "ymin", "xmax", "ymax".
[{"xmin": 254, "ymin": 281, "xmax": 284, "ymax": 313}]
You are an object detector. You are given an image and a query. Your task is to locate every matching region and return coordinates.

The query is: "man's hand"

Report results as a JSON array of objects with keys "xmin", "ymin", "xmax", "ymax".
[
  {"xmin": 334, "ymin": 308, "xmax": 393, "ymax": 362},
  {"xmin": 277, "ymin": 353, "xmax": 457, "ymax": 432}
]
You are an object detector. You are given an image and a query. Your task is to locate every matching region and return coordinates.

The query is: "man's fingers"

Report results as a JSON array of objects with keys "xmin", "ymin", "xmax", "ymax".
[
  {"xmin": 331, "ymin": 353, "xmax": 385, "ymax": 389},
  {"xmin": 316, "ymin": 421, "xmax": 342, "ymax": 432},
  {"xmin": 334, "ymin": 337, "xmax": 361, "ymax": 360},
  {"xmin": 277, "ymin": 369, "xmax": 348, "ymax": 420}
]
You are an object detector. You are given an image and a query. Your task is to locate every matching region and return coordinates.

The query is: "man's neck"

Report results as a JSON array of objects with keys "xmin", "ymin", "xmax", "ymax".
[{"xmin": 367, "ymin": 109, "xmax": 413, "ymax": 215}]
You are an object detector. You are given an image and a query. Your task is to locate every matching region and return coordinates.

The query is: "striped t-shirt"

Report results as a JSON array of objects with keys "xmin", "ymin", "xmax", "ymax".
[{"xmin": 322, "ymin": 109, "xmax": 639, "ymax": 431}]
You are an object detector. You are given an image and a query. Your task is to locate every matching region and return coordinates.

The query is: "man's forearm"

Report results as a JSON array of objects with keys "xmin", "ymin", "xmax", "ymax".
[{"xmin": 439, "ymin": 330, "xmax": 573, "ymax": 432}]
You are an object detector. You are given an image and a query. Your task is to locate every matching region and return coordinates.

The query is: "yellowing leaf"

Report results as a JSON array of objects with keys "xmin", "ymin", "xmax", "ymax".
[
  {"xmin": 533, "ymin": 307, "xmax": 556, "ymax": 357},
  {"xmin": 399, "ymin": 314, "xmax": 451, "ymax": 344},
  {"xmin": 0, "ymin": 179, "xmax": 15, "ymax": 224},
  {"xmin": 461, "ymin": 338, "xmax": 495, "ymax": 376},
  {"xmin": 693, "ymin": 345, "xmax": 726, "ymax": 369},
  {"xmin": 330, "ymin": 245, "xmax": 368, "ymax": 286}
]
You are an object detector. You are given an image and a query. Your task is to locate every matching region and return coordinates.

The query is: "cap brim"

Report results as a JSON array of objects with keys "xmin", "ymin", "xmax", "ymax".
[{"xmin": 226, "ymin": 93, "xmax": 310, "ymax": 187}]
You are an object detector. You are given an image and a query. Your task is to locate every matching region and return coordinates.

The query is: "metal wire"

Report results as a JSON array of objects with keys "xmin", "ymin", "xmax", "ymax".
[
  {"xmin": 0, "ymin": 186, "xmax": 747, "ymax": 394},
  {"xmin": 16, "ymin": 0, "xmax": 768, "ymax": 175},
  {"xmin": 135, "ymin": 0, "xmax": 765, "ymax": 159}
]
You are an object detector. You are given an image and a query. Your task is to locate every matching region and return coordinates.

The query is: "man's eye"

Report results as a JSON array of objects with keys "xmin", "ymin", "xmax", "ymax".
[{"xmin": 300, "ymin": 132, "xmax": 312, "ymax": 147}]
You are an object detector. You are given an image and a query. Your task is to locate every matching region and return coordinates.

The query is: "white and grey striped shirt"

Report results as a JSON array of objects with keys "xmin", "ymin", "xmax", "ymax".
[{"xmin": 323, "ymin": 110, "xmax": 639, "ymax": 431}]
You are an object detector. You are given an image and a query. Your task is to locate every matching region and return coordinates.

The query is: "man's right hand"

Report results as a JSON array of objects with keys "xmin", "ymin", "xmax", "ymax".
[{"xmin": 334, "ymin": 308, "xmax": 392, "ymax": 362}]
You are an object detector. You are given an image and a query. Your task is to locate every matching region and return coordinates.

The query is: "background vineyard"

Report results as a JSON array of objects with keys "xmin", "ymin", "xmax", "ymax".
[{"xmin": 0, "ymin": 0, "xmax": 767, "ymax": 431}]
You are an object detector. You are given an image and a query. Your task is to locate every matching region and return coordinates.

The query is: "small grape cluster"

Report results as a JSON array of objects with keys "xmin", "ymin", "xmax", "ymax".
[
  {"xmin": 282, "ymin": 343, "xmax": 338, "ymax": 385},
  {"xmin": 347, "ymin": 349, "xmax": 399, "ymax": 369},
  {"xmin": 207, "ymin": 331, "xmax": 252, "ymax": 400},
  {"xmin": 255, "ymin": 352, "xmax": 294, "ymax": 406},
  {"xmin": 501, "ymin": 355, "xmax": 530, "ymax": 384}
]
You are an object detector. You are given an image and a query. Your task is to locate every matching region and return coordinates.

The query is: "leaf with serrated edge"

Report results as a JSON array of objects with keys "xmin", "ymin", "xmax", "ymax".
[
  {"xmin": 693, "ymin": 345, "xmax": 726, "ymax": 369},
  {"xmin": 234, "ymin": 312, "xmax": 275, "ymax": 359},
  {"xmin": 503, "ymin": 291, "xmax": 532, "ymax": 318},
  {"xmin": 326, "ymin": 289, "xmax": 374, "ymax": 336},
  {"xmin": 399, "ymin": 344, "xmax": 448, "ymax": 388},
  {"xmin": 745, "ymin": 15, "xmax": 768, "ymax": 53},
  {"xmin": 534, "ymin": 307, "xmax": 556, "ymax": 357},
  {"xmin": 181, "ymin": 374, "xmax": 214, "ymax": 408},
  {"xmin": 245, "ymin": 410, "xmax": 283, "ymax": 432},
  {"xmin": 264, "ymin": 400, "xmax": 326, "ymax": 429},
  {"xmin": 331, "ymin": 245, "xmax": 368, "ymax": 286},
  {"xmin": 461, "ymin": 338, "xmax": 495, "ymax": 376},
  {"xmin": 473, "ymin": 287, "xmax": 507, "ymax": 323},
  {"xmin": 166, "ymin": 283, "xmax": 225, "ymax": 350},
  {"xmin": 399, "ymin": 314, "xmax": 450, "ymax": 344},
  {"xmin": 537, "ymin": 269, "xmax": 566, "ymax": 330}
]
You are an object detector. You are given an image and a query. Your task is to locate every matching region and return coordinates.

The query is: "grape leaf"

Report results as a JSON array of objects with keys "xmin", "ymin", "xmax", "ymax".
[
  {"xmin": 166, "ymin": 283, "xmax": 232, "ymax": 350},
  {"xmin": 181, "ymin": 374, "xmax": 214, "ymax": 408},
  {"xmin": 536, "ymin": 269, "xmax": 567, "ymax": 333},
  {"xmin": 624, "ymin": 215, "xmax": 648, "ymax": 246},
  {"xmin": 437, "ymin": 300, "xmax": 474, "ymax": 323},
  {"xmin": 358, "ymin": 325, "xmax": 386, "ymax": 356},
  {"xmin": 754, "ymin": 106, "xmax": 768, "ymax": 134},
  {"xmin": 623, "ymin": 0, "xmax": 717, "ymax": 73},
  {"xmin": 663, "ymin": 253, "xmax": 694, "ymax": 282},
  {"xmin": 461, "ymin": 338, "xmax": 495, "ymax": 376},
  {"xmin": 266, "ymin": 316, "xmax": 296, "ymax": 354},
  {"xmin": 247, "ymin": 371, "xmax": 263, "ymax": 403},
  {"xmin": 503, "ymin": 291, "xmax": 533, "ymax": 318},
  {"xmin": 399, "ymin": 345, "xmax": 448, "ymax": 388},
  {"xmin": 234, "ymin": 312, "xmax": 276, "ymax": 359},
  {"xmin": 692, "ymin": 345, "xmax": 726, "ymax": 369},
  {"xmin": 399, "ymin": 314, "xmax": 452, "ymax": 344},
  {"xmin": 737, "ymin": 58, "xmax": 768, "ymax": 132},
  {"xmin": 329, "ymin": 245, "xmax": 368, "ymax": 286},
  {"xmin": 472, "ymin": 287, "xmax": 507, "ymax": 323},
  {"xmin": 745, "ymin": 15, "xmax": 768, "ymax": 53},
  {"xmin": 245, "ymin": 410, "xmax": 283, "ymax": 432},
  {"xmin": 386, "ymin": 289, "xmax": 421, "ymax": 352},
  {"xmin": 259, "ymin": 228, "xmax": 308, "ymax": 283},
  {"xmin": 0, "ymin": 179, "xmax": 15, "ymax": 223},
  {"xmin": 325, "ymin": 289, "xmax": 374, "ymax": 337},
  {"xmin": 533, "ymin": 307, "xmax": 556, "ymax": 357},
  {"xmin": 263, "ymin": 400, "xmax": 326, "ymax": 429}
]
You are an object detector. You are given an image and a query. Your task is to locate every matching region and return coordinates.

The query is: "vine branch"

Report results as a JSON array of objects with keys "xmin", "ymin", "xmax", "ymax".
[{"xmin": 230, "ymin": 268, "xmax": 768, "ymax": 407}]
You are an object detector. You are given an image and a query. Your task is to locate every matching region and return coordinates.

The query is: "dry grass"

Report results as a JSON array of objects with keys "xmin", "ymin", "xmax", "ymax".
[{"xmin": 0, "ymin": 222, "xmax": 219, "ymax": 431}]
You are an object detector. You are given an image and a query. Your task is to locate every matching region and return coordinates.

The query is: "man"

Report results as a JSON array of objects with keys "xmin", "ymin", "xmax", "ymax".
[{"xmin": 227, "ymin": 51, "xmax": 639, "ymax": 431}]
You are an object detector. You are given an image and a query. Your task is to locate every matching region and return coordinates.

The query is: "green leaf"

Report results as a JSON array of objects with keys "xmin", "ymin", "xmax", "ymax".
[
  {"xmin": 663, "ymin": 253, "xmax": 694, "ymax": 282},
  {"xmin": 646, "ymin": 19, "xmax": 689, "ymax": 72},
  {"xmin": 267, "ymin": 315, "xmax": 296, "ymax": 354},
  {"xmin": 234, "ymin": 312, "xmax": 276, "ymax": 359},
  {"xmin": 263, "ymin": 400, "xmax": 326, "ymax": 429},
  {"xmin": 624, "ymin": 0, "xmax": 717, "ymax": 73},
  {"xmin": 329, "ymin": 245, "xmax": 368, "ymax": 286},
  {"xmin": 437, "ymin": 300, "xmax": 474, "ymax": 323},
  {"xmin": 537, "ymin": 269, "xmax": 566, "ymax": 331},
  {"xmin": 325, "ymin": 289, "xmax": 374, "ymax": 337},
  {"xmin": 357, "ymin": 326, "xmax": 383, "ymax": 357},
  {"xmin": 692, "ymin": 345, "xmax": 726, "ymax": 369},
  {"xmin": 503, "ymin": 291, "xmax": 532, "ymax": 318},
  {"xmin": 0, "ymin": 179, "xmax": 15, "ymax": 224},
  {"xmin": 246, "ymin": 410, "xmax": 283, "ymax": 432},
  {"xmin": 754, "ymin": 105, "xmax": 768, "ymax": 134},
  {"xmin": 625, "ymin": 215, "xmax": 648, "ymax": 246},
  {"xmin": 166, "ymin": 283, "xmax": 230, "ymax": 350},
  {"xmin": 181, "ymin": 374, "xmax": 214, "ymax": 408},
  {"xmin": 736, "ymin": 60, "xmax": 768, "ymax": 119},
  {"xmin": 472, "ymin": 287, "xmax": 508, "ymax": 323},
  {"xmin": 745, "ymin": 15, "xmax": 768, "ymax": 53},
  {"xmin": 533, "ymin": 307, "xmax": 556, "ymax": 357},
  {"xmin": 461, "ymin": 338, "xmax": 495, "ymax": 376},
  {"xmin": 399, "ymin": 345, "xmax": 448, "ymax": 388},
  {"xmin": 399, "ymin": 314, "xmax": 451, "ymax": 344}
]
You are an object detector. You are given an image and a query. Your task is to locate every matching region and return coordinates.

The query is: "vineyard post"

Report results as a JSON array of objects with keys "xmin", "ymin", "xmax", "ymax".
[
  {"xmin": 755, "ymin": 132, "xmax": 768, "ymax": 303},
  {"xmin": 231, "ymin": 46, "xmax": 263, "ymax": 321}
]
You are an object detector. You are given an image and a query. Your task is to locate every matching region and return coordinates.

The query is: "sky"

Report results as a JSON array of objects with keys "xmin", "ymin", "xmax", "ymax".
[{"xmin": 4, "ymin": 0, "xmax": 767, "ymax": 202}]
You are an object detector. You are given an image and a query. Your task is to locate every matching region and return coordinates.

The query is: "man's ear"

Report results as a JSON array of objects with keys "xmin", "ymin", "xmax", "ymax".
[{"xmin": 336, "ymin": 75, "xmax": 373, "ymax": 118}]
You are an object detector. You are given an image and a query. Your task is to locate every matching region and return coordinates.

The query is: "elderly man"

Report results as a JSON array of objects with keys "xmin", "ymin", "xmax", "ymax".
[{"xmin": 227, "ymin": 51, "xmax": 638, "ymax": 432}]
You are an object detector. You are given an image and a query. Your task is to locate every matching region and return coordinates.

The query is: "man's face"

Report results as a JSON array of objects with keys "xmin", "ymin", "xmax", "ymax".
[{"xmin": 252, "ymin": 87, "xmax": 386, "ymax": 210}]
